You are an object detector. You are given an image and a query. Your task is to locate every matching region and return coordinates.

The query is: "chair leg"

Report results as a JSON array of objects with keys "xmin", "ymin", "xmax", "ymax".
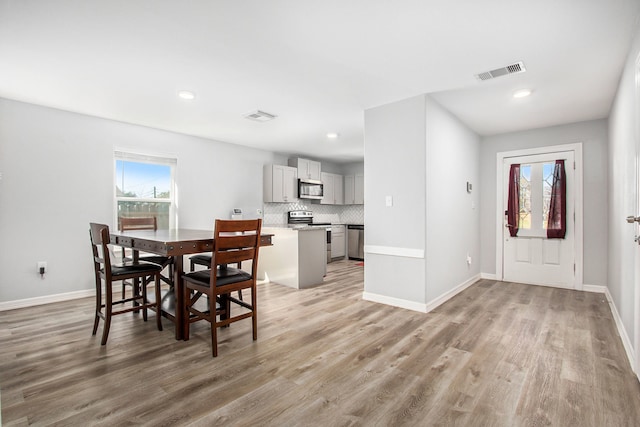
[
  {"xmin": 210, "ymin": 291, "xmax": 218, "ymax": 357},
  {"xmin": 141, "ymin": 277, "xmax": 148, "ymax": 322},
  {"xmin": 252, "ymin": 286, "xmax": 257, "ymax": 341},
  {"xmin": 101, "ymin": 286, "xmax": 112, "ymax": 345},
  {"xmin": 154, "ymin": 274, "xmax": 163, "ymax": 331},
  {"xmin": 183, "ymin": 282, "xmax": 191, "ymax": 341},
  {"xmin": 92, "ymin": 279, "xmax": 101, "ymax": 335}
]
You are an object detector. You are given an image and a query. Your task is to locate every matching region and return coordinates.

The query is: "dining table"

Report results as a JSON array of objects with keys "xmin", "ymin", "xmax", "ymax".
[{"xmin": 110, "ymin": 228, "xmax": 273, "ymax": 340}]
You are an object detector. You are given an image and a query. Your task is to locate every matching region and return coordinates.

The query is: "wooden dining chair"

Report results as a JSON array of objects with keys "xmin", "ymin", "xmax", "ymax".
[
  {"xmin": 182, "ymin": 219, "xmax": 262, "ymax": 357},
  {"xmin": 119, "ymin": 216, "xmax": 174, "ymax": 297},
  {"xmin": 189, "ymin": 253, "xmax": 243, "ymax": 301},
  {"xmin": 90, "ymin": 223, "xmax": 163, "ymax": 345}
]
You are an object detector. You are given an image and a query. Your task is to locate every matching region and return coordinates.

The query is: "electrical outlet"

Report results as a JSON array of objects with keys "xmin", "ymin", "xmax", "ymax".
[
  {"xmin": 466, "ymin": 255, "xmax": 472, "ymax": 265},
  {"xmin": 37, "ymin": 261, "xmax": 47, "ymax": 275},
  {"xmin": 256, "ymin": 208, "xmax": 263, "ymax": 216}
]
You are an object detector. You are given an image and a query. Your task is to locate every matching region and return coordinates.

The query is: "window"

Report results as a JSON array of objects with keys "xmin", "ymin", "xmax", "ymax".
[
  {"xmin": 517, "ymin": 162, "xmax": 554, "ymax": 235},
  {"xmin": 114, "ymin": 151, "xmax": 176, "ymax": 229}
]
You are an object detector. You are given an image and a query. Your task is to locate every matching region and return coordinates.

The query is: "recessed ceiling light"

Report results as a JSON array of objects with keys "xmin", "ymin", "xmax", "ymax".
[
  {"xmin": 178, "ymin": 90, "xmax": 196, "ymax": 100},
  {"xmin": 326, "ymin": 132, "xmax": 339, "ymax": 139},
  {"xmin": 513, "ymin": 89, "xmax": 532, "ymax": 98}
]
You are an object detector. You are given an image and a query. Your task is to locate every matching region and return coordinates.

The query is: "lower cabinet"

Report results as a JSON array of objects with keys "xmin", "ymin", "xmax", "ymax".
[{"xmin": 331, "ymin": 225, "xmax": 346, "ymax": 259}]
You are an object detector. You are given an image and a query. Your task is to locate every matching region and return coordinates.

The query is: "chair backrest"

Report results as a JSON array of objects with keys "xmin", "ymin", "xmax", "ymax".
[
  {"xmin": 89, "ymin": 222, "xmax": 112, "ymax": 276},
  {"xmin": 119, "ymin": 216, "xmax": 158, "ymax": 231},
  {"xmin": 211, "ymin": 219, "xmax": 262, "ymax": 286}
]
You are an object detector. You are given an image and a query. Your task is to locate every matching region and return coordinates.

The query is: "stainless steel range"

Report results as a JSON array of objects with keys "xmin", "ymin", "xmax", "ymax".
[{"xmin": 288, "ymin": 210, "xmax": 332, "ymax": 263}]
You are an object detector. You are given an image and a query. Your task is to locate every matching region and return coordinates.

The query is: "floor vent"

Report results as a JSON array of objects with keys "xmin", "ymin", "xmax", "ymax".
[
  {"xmin": 243, "ymin": 110, "xmax": 277, "ymax": 122},
  {"xmin": 476, "ymin": 61, "xmax": 526, "ymax": 81}
]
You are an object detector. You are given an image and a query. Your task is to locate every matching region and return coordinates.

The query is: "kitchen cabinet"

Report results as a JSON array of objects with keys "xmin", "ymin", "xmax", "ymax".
[
  {"xmin": 264, "ymin": 164, "xmax": 297, "ymax": 203},
  {"xmin": 289, "ymin": 157, "xmax": 321, "ymax": 180},
  {"xmin": 344, "ymin": 174, "xmax": 364, "ymax": 205},
  {"xmin": 320, "ymin": 172, "xmax": 343, "ymax": 205},
  {"xmin": 331, "ymin": 224, "xmax": 346, "ymax": 259}
]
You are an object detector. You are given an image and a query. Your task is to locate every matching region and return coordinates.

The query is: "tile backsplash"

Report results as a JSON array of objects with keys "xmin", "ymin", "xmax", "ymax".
[{"xmin": 263, "ymin": 202, "xmax": 364, "ymax": 225}]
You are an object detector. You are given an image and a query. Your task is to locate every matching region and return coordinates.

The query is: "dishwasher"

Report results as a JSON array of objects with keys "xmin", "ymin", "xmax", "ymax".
[{"xmin": 347, "ymin": 224, "xmax": 364, "ymax": 261}]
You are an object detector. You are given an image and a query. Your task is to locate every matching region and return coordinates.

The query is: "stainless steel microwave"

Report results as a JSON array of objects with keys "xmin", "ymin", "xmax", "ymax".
[{"xmin": 298, "ymin": 178, "xmax": 323, "ymax": 200}]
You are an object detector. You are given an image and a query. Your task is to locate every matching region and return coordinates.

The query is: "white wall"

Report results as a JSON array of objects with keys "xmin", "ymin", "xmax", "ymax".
[
  {"xmin": 479, "ymin": 119, "xmax": 609, "ymax": 287},
  {"xmin": 362, "ymin": 94, "xmax": 480, "ymax": 307},
  {"xmin": 340, "ymin": 161, "xmax": 364, "ymax": 176},
  {"xmin": 608, "ymin": 24, "xmax": 640, "ymax": 366},
  {"xmin": 0, "ymin": 98, "xmax": 280, "ymax": 303},
  {"xmin": 425, "ymin": 96, "xmax": 480, "ymax": 301},
  {"xmin": 363, "ymin": 95, "xmax": 427, "ymax": 303}
]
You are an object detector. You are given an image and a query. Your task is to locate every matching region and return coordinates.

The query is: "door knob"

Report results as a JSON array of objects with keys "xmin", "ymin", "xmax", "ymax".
[{"xmin": 626, "ymin": 215, "xmax": 640, "ymax": 223}]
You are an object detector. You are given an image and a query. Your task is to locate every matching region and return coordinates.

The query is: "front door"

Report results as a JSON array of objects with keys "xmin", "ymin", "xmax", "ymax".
[{"xmin": 502, "ymin": 150, "xmax": 575, "ymax": 288}]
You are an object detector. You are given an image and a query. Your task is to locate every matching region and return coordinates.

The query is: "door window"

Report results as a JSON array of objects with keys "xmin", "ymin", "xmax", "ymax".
[{"xmin": 517, "ymin": 162, "xmax": 555, "ymax": 236}]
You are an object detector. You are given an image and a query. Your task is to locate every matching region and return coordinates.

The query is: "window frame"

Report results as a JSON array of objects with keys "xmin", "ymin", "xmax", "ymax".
[{"xmin": 113, "ymin": 150, "xmax": 177, "ymax": 230}]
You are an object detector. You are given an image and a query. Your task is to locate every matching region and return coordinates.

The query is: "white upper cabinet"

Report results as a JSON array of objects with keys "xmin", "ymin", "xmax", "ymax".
[
  {"xmin": 289, "ymin": 158, "xmax": 321, "ymax": 181},
  {"xmin": 344, "ymin": 174, "xmax": 364, "ymax": 205},
  {"xmin": 321, "ymin": 172, "xmax": 344, "ymax": 205},
  {"xmin": 264, "ymin": 164, "xmax": 298, "ymax": 203}
]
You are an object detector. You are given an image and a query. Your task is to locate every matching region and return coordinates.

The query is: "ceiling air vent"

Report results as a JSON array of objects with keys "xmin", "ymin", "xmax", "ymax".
[
  {"xmin": 475, "ymin": 61, "xmax": 526, "ymax": 81},
  {"xmin": 243, "ymin": 110, "xmax": 277, "ymax": 122}
]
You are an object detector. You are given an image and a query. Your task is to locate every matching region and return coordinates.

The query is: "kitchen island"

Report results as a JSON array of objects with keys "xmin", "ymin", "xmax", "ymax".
[{"xmin": 258, "ymin": 226, "xmax": 326, "ymax": 288}]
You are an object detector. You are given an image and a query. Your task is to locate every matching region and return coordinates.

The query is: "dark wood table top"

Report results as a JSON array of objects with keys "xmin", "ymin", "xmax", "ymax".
[{"xmin": 110, "ymin": 228, "xmax": 273, "ymax": 256}]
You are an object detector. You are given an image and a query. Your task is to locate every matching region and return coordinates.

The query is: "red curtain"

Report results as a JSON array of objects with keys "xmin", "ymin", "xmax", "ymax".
[
  {"xmin": 547, "ymin": 160, "xmax": 566, "ymax": 238},
  {"xmin": 507, "ymin": 164, "xmax": 520, "ymax": 237}
]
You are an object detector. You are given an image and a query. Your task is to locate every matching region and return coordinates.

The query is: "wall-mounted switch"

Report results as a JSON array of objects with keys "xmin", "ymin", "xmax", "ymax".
[
  {"xmin": 385, "ymin": 196, "xmax": 393, "ymax": 207},
  {"xmin": 37, "ymin": 261, "xmax": 47, "ymax": 278}
]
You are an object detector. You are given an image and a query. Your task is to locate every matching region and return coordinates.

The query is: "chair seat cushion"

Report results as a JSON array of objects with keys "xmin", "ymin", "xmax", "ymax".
[
  {"xmin": 183, "ymin": 267, "xmax": 251, "ymax": 287},
  {"xmin": 190, "ymin": 253, "xmax": 212, "ymax": 266},
  {"xmin": 109, "ymin": 262, "xmax": 163, "ymax": 277}
]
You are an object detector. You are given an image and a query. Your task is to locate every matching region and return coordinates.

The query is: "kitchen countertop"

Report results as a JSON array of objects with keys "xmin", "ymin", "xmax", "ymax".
[{"xmin": 263, "ymin": 224, "xmax": 329, "ymax": 231}]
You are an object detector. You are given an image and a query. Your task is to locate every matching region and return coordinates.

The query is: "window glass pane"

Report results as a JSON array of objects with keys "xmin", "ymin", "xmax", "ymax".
[
  {"xmin": 117, "ymin": 201, "xmax": 171, "ymax": 229},
  {"xmin": 542, "ymin": 162, "xmax": 554, "ymax": 229},
  {"xmin": 115, "ymin": 160, "xmax": 171, "ymax": 199},
  {"xmin": 519, "ymin": 165, "xmax": 531, "ymax": 229},
  {"xmin": 115, "ymin": 157, "xmax": 174, "ymax": 230}
]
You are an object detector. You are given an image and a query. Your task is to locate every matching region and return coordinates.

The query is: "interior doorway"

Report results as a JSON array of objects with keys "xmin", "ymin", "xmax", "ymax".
[{"xmin": 496, "ymin": 144, "xmax": 583, "ymax": 289}]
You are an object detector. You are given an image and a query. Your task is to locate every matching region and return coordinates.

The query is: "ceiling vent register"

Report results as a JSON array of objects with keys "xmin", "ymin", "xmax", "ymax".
[
  {"xmin": 243, "ymin": 110, "xmax": 277, "ymax": 122},
  {"xmin": 475, "ymin": 61, "xmax": 526, "ymax": 81}
]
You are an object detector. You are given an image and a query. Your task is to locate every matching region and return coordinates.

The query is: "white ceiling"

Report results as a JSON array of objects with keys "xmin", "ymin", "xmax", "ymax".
[{"xmin": 1, "ymin": 1, "xmax": 638, "ymax": 163}]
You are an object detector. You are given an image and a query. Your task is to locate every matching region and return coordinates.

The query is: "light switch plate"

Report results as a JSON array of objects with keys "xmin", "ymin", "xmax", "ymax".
[{"xmin": 385, "ymin": 196, "xmax": 393, "ymax": 207}]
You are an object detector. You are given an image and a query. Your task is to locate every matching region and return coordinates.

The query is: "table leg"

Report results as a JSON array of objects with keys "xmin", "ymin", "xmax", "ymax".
[
  {"xmin": 173, "ymin": 255, "xmax": 184, "ymax": 340},
  {"xmin": 133, "ymin": 249, "xmax": 140, "ymax": 308}
]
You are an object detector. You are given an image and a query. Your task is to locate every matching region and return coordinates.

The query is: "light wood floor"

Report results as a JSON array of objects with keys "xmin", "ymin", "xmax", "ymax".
[{"xmin": 1, "ymin": 260, "xmax": 640, "ymax": 426}]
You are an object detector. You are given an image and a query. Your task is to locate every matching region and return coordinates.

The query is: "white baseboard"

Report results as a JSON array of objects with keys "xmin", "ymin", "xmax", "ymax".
[
  {"xmin": 580, "ymin": 283, "xmax": 636, "ymax": 377},
  {"xmin": 480, "ymin": 272, "xmax": 497, "ymax": 280},
  {"xmin": 601, "ymin": 286, "xmax": 636, "ymax": 376},
  {"xmin": 0, "ymin": 289, "xmax": 95, "ymax": 312},
  {"xmin": 424, "ymin": 274, "xmax": 481, "ymax": 312},
  {"xmin": 362, "ymin": 274, "xmax": 481, "ymax": 314},
  {"xmin": 362, "ymin": 291, "xmax": 429, "ymax": 312},
  {"xmin": 582, "ymin": 284, "xmax": 607, "ymax": 294}
]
